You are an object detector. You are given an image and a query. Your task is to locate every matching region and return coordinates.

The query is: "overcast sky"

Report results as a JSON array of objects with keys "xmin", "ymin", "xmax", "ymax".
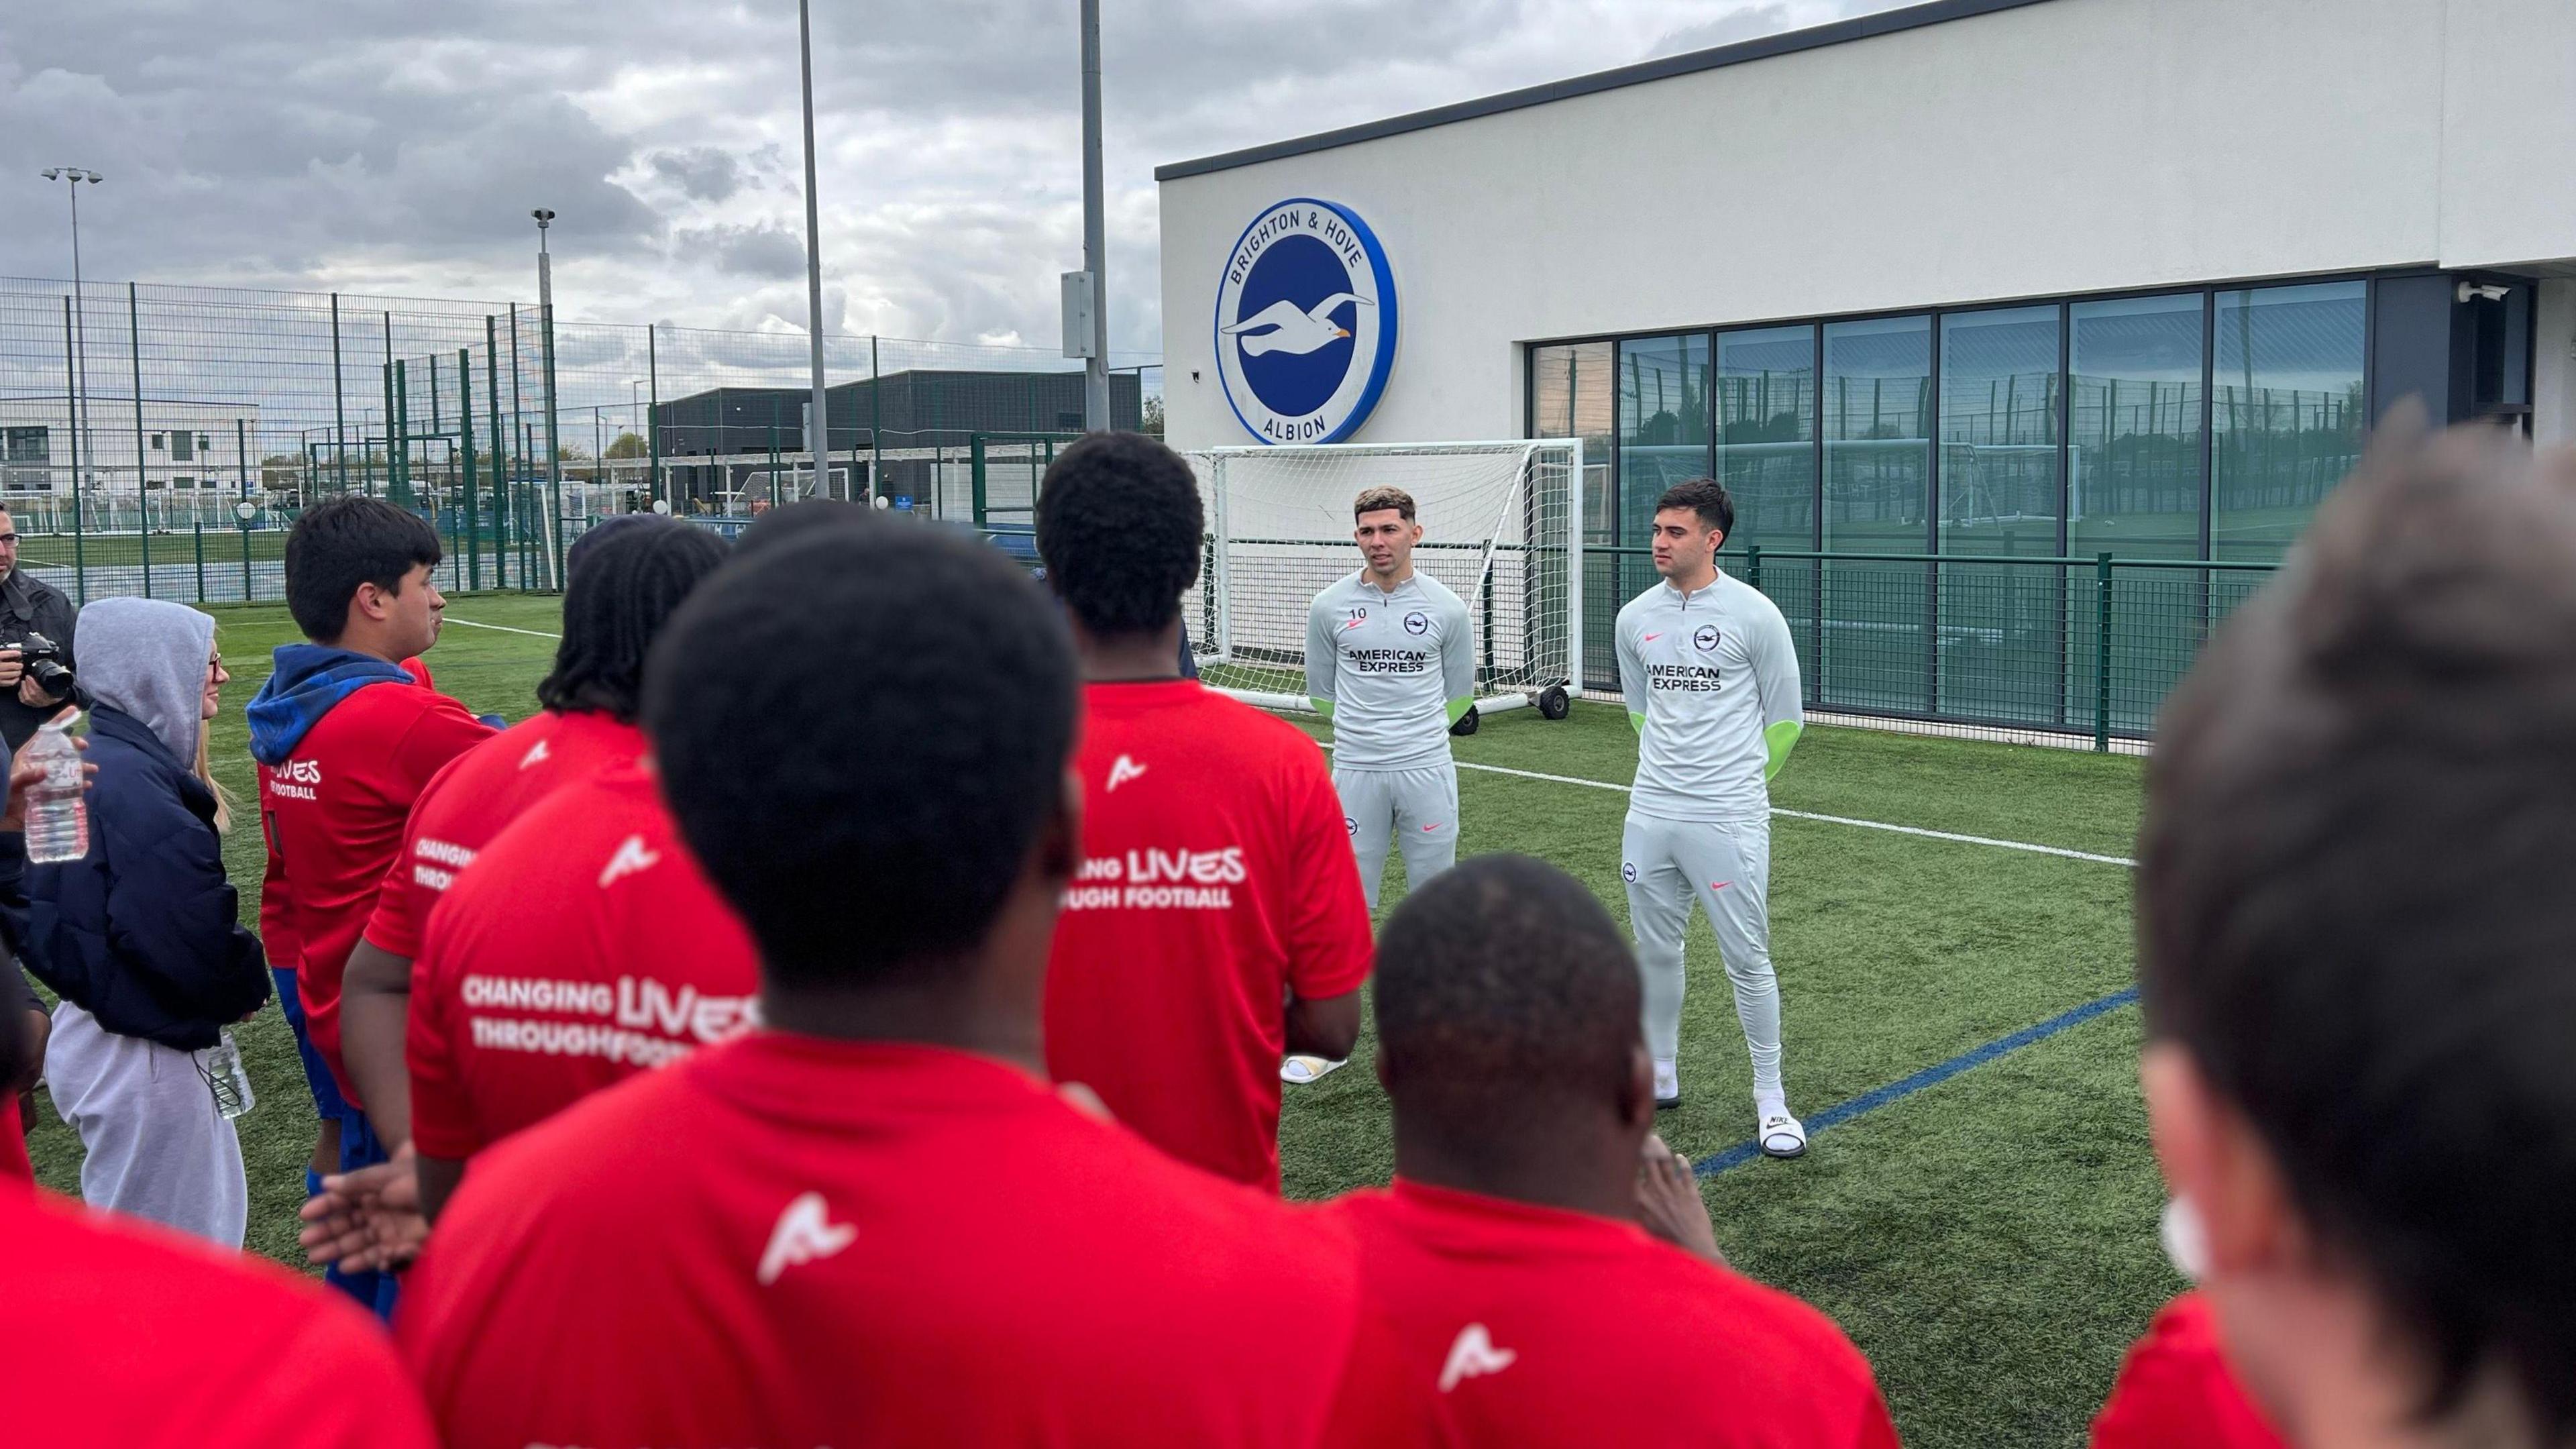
[{"xmin": 1, "ymin": 1, "xmax": 1902, "ymax": 360}]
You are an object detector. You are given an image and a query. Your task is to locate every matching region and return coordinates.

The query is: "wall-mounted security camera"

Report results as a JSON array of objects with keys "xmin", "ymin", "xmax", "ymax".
[{"xmin": 2457, "ymin": 281, "xmax": 2513, "ymax": 304}]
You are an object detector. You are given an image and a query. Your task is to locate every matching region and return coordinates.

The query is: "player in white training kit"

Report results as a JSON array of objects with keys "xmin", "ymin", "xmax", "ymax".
[
  {"xmin": 1307, "ymin": 486, "xmax": 1477, "ymax": 912},
  {"xmin": 1292, "ymin": 488, "xmax": 1475, "ymax": 1088},
  {"xmin": 1614, "ymin": 478, "xmax": 1809, "ymax": 1158}
]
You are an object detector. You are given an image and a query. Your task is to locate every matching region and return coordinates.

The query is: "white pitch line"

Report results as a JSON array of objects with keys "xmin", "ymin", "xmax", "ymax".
[
  {"xmin": 1322, "ymin": 744, "xmax": 2137, "ymax": 869},
  {"xmin": 443, "ymin": 616, "xmax": 564, "ymax": 640}
]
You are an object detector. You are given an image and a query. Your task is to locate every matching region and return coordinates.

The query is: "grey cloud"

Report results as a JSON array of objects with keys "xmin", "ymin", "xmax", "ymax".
[
  {"xmin": 675, "ymin": 222, "xmax": 808, "ymax": 280},
  {"xmin": 1648, "ymin": 5, "xmax": 1801, "ymax": 57},
  {"xmin": 650, "ymin": 148, "xmax": 746, "ymax": 203}
]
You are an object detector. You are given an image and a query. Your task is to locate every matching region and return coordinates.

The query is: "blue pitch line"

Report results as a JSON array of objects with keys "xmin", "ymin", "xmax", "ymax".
[{"xmin": 1693, "ymin": 986, "xmax": 2143, "ymax": 1177}]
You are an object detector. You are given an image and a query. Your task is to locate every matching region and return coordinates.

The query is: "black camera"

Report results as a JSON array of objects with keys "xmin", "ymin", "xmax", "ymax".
[{"xmin": 0, "ymin": 633, "xmax": 76, "ymax": 700}]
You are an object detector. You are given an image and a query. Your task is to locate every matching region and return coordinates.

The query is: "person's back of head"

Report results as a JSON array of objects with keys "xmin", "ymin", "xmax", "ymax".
[
  {"xmin": 1034, "ymin": 432, "xmax": 1203, "ymax": 642},
  {"xmin": 283, "ymin": 495, "xmax": 443, "ymax": 645},
  {"xmin": 537, "ymin": 517, "xmax": 728, "ymax": 722},
  {"xmin": 645, "ymin": 525, "xmax": 1078, "ymax": 1028},
  {"xmin": 733, "ymin": 498, "xmax": 868, "ymax": 561},
  {"xmin": 1375, "ymin": 854, "xmax": 1651, "ymax": 1193},
  {"xmin": 2140, "ymin": 412, "xmax": 2576, "ymax": 1448}
]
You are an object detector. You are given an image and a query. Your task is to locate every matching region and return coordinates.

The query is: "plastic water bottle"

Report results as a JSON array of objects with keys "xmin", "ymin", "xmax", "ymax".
[
  {"xmin": 21, "ymin": 714, "xmax": 87, "ymax": 864},
  {"xmin": 203, "ymin": 1030, "xmax": 255, "ymax": 1121}
]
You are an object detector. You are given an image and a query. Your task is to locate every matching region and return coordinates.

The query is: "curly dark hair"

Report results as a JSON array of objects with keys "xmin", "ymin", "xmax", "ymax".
[
  {"xmin": 1034, "ymin": 432, "xmax": 1203, "ymax": 638},
  {"xmin": 536, "ymin": 517, "xmax": 729, "ymax": 722}
]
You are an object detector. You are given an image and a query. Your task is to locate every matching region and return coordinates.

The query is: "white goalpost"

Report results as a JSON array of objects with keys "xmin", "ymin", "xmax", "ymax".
[{"xmin": 1179, "ymin": 439, "xmax": 1586, "ymax": 729}]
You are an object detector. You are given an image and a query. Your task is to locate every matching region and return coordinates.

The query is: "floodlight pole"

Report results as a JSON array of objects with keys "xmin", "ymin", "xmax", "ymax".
[
  {"xmin": 798, "ymin": 0, "xmax": 834, "ymax": 498},
  {"xmin": 1079, "ymin": 0, "xmax": 1110, "ymax": 432},
  {"xmin": 533, "ymin": 208, "xmax": 564, "ymax": 588},
  {"xmin": 41, "ymin": 167, "xmax": 103, "ymax": 497}
]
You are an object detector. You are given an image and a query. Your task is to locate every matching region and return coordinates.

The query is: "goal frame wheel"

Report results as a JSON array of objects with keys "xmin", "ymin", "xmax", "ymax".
[
  {"xmin": 1448, "ymin": 705, "xmax": 1481, "ymax": 737},
  {"xmin": 1537, "ymin": 685, "xmax": 1570, "ymax": 720}
]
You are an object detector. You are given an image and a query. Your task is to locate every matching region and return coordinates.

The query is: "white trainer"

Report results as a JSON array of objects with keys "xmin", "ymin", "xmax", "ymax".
[
  {"xmin": 1281, "ymin": 1055, "xmax": 1347, "ymax": 1085},
  {"xmin": 1653, "ymin": 1057, "xmax": 1681, "ymax": 1110}
]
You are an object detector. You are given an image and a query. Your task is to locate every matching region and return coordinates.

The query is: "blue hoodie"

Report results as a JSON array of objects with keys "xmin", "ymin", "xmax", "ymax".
[{"xmin": 246, "ymin": 645, "xmax": 415, "ymax": 767}]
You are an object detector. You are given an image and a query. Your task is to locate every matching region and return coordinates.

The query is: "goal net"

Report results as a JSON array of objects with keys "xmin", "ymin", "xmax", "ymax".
[{"xmin": 1180, "ymin": 439, "xmax": 1586, "ymax": 722}]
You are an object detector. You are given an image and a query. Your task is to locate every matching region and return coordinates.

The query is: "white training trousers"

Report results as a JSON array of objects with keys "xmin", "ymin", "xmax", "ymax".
[
  {"xmin": 45, "ymin": 1002, "xmax": 248, "ymax": 1248},
  {"xmin": 1336, "ymin": 763, "xmax": 1460, "ymax": 911},
  {"xmin": 1620, "ymin": 812, "xmax": 1782, "ymax": 1092}
]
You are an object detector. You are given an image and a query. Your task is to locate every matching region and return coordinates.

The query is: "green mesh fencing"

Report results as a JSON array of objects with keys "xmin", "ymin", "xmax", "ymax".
[{"xmin": 1585, "ymin": 546, "xmax": 2274, "ymax": 749}]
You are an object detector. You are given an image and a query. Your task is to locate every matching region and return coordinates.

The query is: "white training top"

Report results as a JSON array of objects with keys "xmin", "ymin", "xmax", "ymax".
[
  {"xmin": 1305, "ymin": 570, "xmax": 1476, "ymax": 771},
  {"xmin": 1615, "ymin": 570, "xmax": 1803, "ymax": 822}
]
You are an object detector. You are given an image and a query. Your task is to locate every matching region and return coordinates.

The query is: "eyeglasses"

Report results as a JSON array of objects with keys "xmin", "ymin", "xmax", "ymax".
[{"xmin": 0, "ymin": 534, "xmax": 19, "ymax": 545}]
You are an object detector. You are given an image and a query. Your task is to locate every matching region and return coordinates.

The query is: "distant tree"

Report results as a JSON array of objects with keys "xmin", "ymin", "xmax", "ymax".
[
  {"xmin": 605, "ymin": 431, "xmax": 648, "ymax": 460},
  {"xmin": 1140, "ymin": 394, "xmax": 1165, "ymax": 439}
]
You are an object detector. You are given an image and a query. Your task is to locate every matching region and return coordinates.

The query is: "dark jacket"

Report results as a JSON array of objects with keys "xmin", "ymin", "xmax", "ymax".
[
  {"xmin": 0, "ymin": 569, "xmax": 76, "ymax": 752},
  {"xmin": 21, "ymin": 705, "xmax": 267, "ymax": 1051}
]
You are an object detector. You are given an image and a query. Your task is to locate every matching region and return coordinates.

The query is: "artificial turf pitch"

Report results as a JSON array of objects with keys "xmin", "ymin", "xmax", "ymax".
[{"xmin": 24, "ymin": 591, "xmax": 2172, "ymax": 1449}]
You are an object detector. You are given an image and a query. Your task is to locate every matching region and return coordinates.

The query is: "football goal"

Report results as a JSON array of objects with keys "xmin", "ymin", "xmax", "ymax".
[{"xmin": 1179, "ymin": 439, "xmax": 1585, "ymax": 730}]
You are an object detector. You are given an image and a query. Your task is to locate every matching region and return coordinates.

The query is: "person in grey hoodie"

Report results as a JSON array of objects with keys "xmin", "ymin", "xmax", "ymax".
[{"xmin": 24, "ymin": 596, "xmax": 266, "ymax": 1246}]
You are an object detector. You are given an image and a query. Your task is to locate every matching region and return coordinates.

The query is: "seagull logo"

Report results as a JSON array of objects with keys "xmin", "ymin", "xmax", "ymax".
[
  {"xmin": 755, "ymin": 1191, "xmax": 856, "ymax": 1287},
  {"xmin": 1438, "ymin": 1323, "xmax": 1517, "ymax": 1392},
  {"xmin": 1106, "ymin": 755, "xmax": 1148, "ymax": 792},
  {"xmin": 517, "ymin": 738, "xmax": 551, "ymax": 771},
  {"xmin": 1222, "ymin": 294, "xmax": 1373, "ymax": 358},
  {"xmin": 597, "ymin": 834, "xmax": 661, "ymax": 889}
]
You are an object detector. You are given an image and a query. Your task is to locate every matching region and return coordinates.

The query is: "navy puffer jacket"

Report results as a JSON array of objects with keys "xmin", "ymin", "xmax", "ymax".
[{"xmin": 23, "ymin": 704, "xmax": 267, "ymax": 1050}]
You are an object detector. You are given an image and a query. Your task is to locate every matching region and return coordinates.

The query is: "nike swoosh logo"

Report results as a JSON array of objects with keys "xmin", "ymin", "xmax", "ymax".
[
  {"xmin": 1342, "ymin": 619, "xmax": 1366, "ymax": 631},
  {"xmin": 1642, "ymin": 633, "xmax": 1662, "ymax": 642},
  {"xmin": 1422, "ymin": 823, "xmax": 1440, "ymax": 831}
]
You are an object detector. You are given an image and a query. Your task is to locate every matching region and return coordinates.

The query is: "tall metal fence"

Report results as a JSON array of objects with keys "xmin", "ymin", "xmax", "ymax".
[
  {"xmin": 1587, "ymin": 546, "xmax": 2277, "ymax": 749},
  {"xmin": 0, "ymin": 274, "xmax": 1159, "ymax": 600}
]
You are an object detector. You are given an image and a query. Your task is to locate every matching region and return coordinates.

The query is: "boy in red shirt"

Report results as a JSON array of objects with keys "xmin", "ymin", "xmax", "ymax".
[
  {"xmin": 248, "ymin": 496, "xmax": 494, "ymax": 1311},
  {"xmin": 303, "ymin": 517, "xmax": 728, "ymax": 1273},
  {"xmin": 405, "ymin": 759, "xmax": 761, "ymax": 1218},
  {"xmin": 398, "ymin": 521, "xmax": 1370, "ymax": 1449},
  {"xmin": 1034, "ymin": 432, "xmax": 1372, "ymax": 1189},
  {"xmin": 1320, "ymin": 853, "xmax": 1898, "ymax": 1448},
  {"xmin": 2132, "ymin": 423, "xmax": 2576, "ymax": 1449},
  {"xmin": 0, "ymin": 952, "xmax": 435, "ymax": 1449}
]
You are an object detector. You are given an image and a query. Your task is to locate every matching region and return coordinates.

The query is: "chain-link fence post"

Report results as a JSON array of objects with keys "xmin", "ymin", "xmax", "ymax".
[
  {"xmin": 460, "ymin": 347, "xmax": 480, "ymax": 593},
  {"xmin": 2094, "ymin": 552, "xmax": 2114, "ymax": 753},
  {"xmin": 193, "ymin": 521, "xmax": 205, "ymax": 603},
  {"xmin": 60, "ymin": 297, "xmax": 86, "ymax": 607},
  {"xmin": 128, "ymin": 282, "xmax": 151, "ymax": 598},
  {"xmin": 486, "ymin": 316, "xmax": 507, "ymax": 591},
  {"xmin": 236, "ymin": 417, "xmax": 252, "ymax": 602}
]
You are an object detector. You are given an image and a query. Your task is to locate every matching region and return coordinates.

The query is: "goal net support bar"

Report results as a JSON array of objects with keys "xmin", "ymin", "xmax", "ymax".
[{"xmin": 1181, "ymin": 439, "xmax": 1586, "ymax": 722}]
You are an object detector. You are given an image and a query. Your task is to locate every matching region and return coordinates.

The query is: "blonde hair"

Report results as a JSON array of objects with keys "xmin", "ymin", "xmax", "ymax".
[
  {"xmin": 197, "ymin": 630, "xmax": 233, "ymax": 834},
  {"xmin": 1353, "ymin": 486, "xmax": 1416, "ymax": 522}
]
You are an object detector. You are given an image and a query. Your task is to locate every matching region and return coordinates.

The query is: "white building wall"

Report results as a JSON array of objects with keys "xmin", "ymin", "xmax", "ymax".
[{"xmin": 1161, "ymin": 0, "xmax": 2575, "ymax": 449}]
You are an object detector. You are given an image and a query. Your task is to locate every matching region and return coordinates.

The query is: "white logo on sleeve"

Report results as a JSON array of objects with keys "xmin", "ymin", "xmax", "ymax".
[
  {"xmin": 755, "ymin": 1191, "xmax": 856, "ymax": 1286},
  {"xmin": 597, "ymin": 835, "xmax": 661, "ymax": 889},
  {"xmin": 1438, "ymin": 1323, "xmax": 1517, "ymax": 1392},
  {"xmin": 1106, "ymin": 754, "xmax": 1148, "ymax": 792},
  {"xmin": 518, "ymin": 737, "xmax": 551, "ymax": 771}
]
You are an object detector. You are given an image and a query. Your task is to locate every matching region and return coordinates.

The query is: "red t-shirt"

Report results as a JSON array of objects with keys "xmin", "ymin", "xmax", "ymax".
[
  {"xmin": 362, "ymin": 710, "xmax": 647, "ymax": 959},
  {"xmin": 3, "ymin": 1179, "xmax": 436, "ymax": 1448},
  {"xmin": 1321, "ymin": 1179, "xmax": 1901, "ymax": 1448},
  {"xmin": 0, "ymin": 1093, "xmax": 28, "ymax": 1181},
  {"xmin": 398, "ymin": 1032, "xmax": 1368, "ymax": 1449},
  {"xmin": 2092, "ymin": 1293, "xmax": 2288, "ymax": 1449},
  {"xmin": 1044, "ymin": 680, "xmax": 1373, "ymax": 1189},
  {"xmin": 260, "ymin": 675, "xmax": 493, "ymax": 1103},
  {"xmin": 405, "ymin": 764, "xmax": 761, "ymax": 1161}
]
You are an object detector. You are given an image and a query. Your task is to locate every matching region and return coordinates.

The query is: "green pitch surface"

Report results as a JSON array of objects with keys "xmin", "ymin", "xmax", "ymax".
[{"xmin": 23, "ymin": 594, "xmax": 2172, "ymax": 1448}]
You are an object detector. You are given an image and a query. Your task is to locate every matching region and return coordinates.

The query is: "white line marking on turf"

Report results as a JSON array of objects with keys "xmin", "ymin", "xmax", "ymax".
[
  {"xmin": 443, "ymin": 617, "xmax": 563, "ymax": 640},
  {"xmin": 1320, "ymin": 744, "xmax": 2137, "ymax": 868}
]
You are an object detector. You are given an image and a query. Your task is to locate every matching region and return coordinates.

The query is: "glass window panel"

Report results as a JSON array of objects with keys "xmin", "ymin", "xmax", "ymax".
[
  {"xmin": 1937, "ymin": 306, "xmax": 2062, "ymax": 724},
  {"xmin": 1616, "ymin": 335, "xmax": 1710, "ymax": 548},
  {"xmin": 2212, "ymin": 280, "xmax": 2365, "ymax": 561},
  {"xmin": 2068, "ymin": 292, "xmax": 2205, "ymax": 736},
  {"xmin": 1822, "ymin": 315, "xmax": 1931, "ymax": 712},
  {"xmin": 1532, "ymin": 340, "xmax": 1618, "ymax": 691},
  {"xmin": 1715, "ymin": 324, "xmax": 1817, "ymax": 704}
]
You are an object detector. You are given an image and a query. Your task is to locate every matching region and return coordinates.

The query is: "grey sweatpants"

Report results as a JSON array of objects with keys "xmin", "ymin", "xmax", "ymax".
[
  {"xmin": 46, "ymin": 1002, "xmax": 248, "ymax": 1248},
  {"xmin": 1336, "ymin": 763, "xmax": 1459, "ymax": 910},
  {"xmin": 1620, "ymin": 812, "xmax": 1783, "ymax": 1093}
]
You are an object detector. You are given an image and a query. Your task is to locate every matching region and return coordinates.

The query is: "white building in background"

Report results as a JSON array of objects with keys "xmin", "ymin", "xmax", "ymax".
[
  {"xmin": 0, "ymin": 396, "xmax": 265, "ymax": 498},
  {"xmin": 1155, "ymin": 0, "xmax": 2576, "ymax": 729}
]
